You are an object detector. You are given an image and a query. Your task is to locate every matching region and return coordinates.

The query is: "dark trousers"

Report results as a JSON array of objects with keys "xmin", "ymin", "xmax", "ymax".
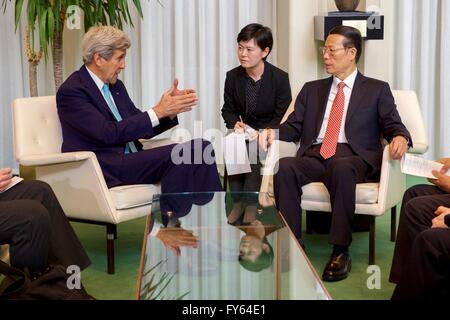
[
  {"xmin": 391, "ymin": 228, "xmax": 450, "ymax": 299},
  {"xmin": 0, "ymin": 180, "xmax": 91, "ymax": 273},
  {"xmin": 119, "ymin": 139, "xmax": 222, "ymax": 193},
  {"xmin": 390, "ymin": 184, "xmax": 450, "ymax": 298},
  {"xmin": 274, "ymin": 144, "xmax": 370, "ymax": 246},
  {"xmin": 229, "ymin": 140, "xmax": 262, "ymax": 204}
]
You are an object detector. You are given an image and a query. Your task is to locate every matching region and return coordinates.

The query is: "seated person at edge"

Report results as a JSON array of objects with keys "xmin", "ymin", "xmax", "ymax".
[
  {"xmin": 259, "ymin": 26, "xmax": 412, "ymax": 282},
  {"xmin": 390, "ymin": 158, "xmax": 450, "ymax": 299},
  {"xmin": 221, "ymin": 23, "xmax": 292, "ymax": 224},
  {"xmin": 57, "ymin": 26, "xmax": 222, "ymax": 193},
  {"xmin": 0, "ymin": 167, "xmax": 91, "ymax": 281}
]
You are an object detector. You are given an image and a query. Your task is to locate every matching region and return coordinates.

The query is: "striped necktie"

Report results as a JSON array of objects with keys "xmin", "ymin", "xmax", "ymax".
[{"xmin": 320, "ymin": 82, "xmax": 346, "ymax": 159}]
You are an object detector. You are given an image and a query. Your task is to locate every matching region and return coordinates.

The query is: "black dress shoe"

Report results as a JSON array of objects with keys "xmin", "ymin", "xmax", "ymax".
[{"xmin": 322, "ymin": 253, "xmax": 351, "ymax": 282}]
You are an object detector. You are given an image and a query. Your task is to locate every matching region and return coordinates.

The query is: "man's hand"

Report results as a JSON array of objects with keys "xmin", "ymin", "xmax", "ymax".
[
  {"xmin": 0, "ymin": 167, "xmax": 12, "ymax": 192},
  {"xmin": 258, "ymin": 128, "xmax": 274, "ymax": 152},
  {"xmin": 428, "ymin": 170, "xmax": 450, "ymax": 193},
  {"xmin": 437, "ymin": 158, "xmax": 450, "ymax": 174},
  {"xmin": 234, "ymin": 121, "xmax": 245, "ymax": 134},
  {"xmin": 156, "ymin": 227, "xmax": 199, "ymax": 256},
  {"xmin": 170, "ymin": 78, "xmax": 196, "ymax": 97},
  {"xmin": 432, "ymin": 206, "xmax": 450, "ymax": 229},
  {"xmin": 389, "ymin": 136, "xmax": 408, "ymax": 160},
  {"xmin": 153, "ymin": 80, "xmax": 198, "ymax": 119}
]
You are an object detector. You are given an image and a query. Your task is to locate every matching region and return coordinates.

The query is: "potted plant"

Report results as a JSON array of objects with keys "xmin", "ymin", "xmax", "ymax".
[{"xmin": 2, "ymin": 0, "xmax": 146, "ymax": 94}]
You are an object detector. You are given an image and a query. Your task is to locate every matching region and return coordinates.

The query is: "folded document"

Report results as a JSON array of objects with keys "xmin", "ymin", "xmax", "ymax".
[
  {"xmin": 401, "ymin": 154, "xmax": 449, "ymax": 179},
  {"xmin": 0, "ymin": 176, "xmax": 24, "ymax": 194},
  {"xmin": 224, "ymin": 132, "xmax": 252, "ymax": 176}
]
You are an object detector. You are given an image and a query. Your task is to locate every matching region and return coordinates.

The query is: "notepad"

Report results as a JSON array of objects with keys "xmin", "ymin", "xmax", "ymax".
[
  {"xmin": 0, "ymin": 176, "xmax": 24, "ymax": 194},
  {"xmin": 224, "ymin": 132, "xmax": 252, "ymax": 176},
  {"xmin": 400, "ymin": 154, "xmax": 449, "ymax": 179}
]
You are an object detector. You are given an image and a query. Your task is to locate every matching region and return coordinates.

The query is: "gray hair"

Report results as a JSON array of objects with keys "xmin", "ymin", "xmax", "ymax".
[{"xmin": 82, "ymin": 26, "xmax": 131, "ymax": 64}]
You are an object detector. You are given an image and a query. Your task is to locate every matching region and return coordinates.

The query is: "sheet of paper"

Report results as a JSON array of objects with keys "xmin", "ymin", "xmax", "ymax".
[
  {"xmin": 224, "ymin": 132, "xmax": 252, "ymax": 176},
  {"xmin": 400, "ymin": 154, "xmax": 448, "ymax": 179},
  {"xmin": 0, "ymin": 176, "xmax": 24, "ymax": 194}
]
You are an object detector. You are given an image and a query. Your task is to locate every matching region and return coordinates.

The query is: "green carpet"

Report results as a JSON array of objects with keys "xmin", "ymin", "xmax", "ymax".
[{"xmin": 74, "ymin": 175, "xmax": 428, "ymax": 300}]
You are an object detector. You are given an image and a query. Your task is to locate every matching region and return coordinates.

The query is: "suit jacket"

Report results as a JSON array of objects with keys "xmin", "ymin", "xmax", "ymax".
[
  {"xmin": 279, "ymin": 72, "xmax": 412, "ymax": 180},
  {"xmin": 221, "ymin": 61, "xmax": 292, "ymax": 130},
  {"xmin": 56, "ymin": 65, "xmax": 178, "ymax": 187}
]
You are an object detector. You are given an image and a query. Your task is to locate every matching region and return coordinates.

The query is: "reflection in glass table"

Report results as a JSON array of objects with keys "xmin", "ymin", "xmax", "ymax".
[{"xmin": 137, "ymin": 192, "xmax": 330, "ymax": 300}]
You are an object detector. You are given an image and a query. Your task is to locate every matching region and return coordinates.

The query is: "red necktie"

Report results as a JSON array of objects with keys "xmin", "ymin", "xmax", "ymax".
[{"xmin": 320, "ymin": 82, "xmax": 346, "ymax": 159}]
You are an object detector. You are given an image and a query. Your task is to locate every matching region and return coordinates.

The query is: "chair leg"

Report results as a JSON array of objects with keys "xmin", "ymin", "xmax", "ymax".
[
  {"xmin": 305, "ymin": 212, "xmax": 313, "ymax": 234},
  {"xmin": 106, "ymin": 224, "xmax": 116, "ymax": 274},
  {"xmin": 223, "ymin": 167, "xmax": 228, "ymax": 191},
  {"xmin": 369, "ymin": 216, "xmax": 375, "ymax": 265},
  {"xmin": 390, "ymin": 206, "xmax": 397, "ymax": 242},
  {"xmin": 113, "ymin": 224, "xmax": 118, "ymax": 240}
]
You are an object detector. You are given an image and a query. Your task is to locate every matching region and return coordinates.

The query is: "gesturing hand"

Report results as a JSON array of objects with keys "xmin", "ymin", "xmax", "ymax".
[
  {"xmin": 156, "ymin": 227, "xmax": 199, "ymax": 256},
  {"xmin": 153, "ymin": 80, "xmax": 198, "ymax": 119},
  {"xmin": 170, "ymin": 78, "xmax": 196, "ymax": 97}
]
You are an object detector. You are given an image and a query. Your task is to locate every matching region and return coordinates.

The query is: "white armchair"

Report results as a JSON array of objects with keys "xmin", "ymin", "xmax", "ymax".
[
  {"xmin": 260, "ymin": 90, "xmax": 428, "ymax": 264},
  {"xmin": 12, "ymin": 96, "xmax": 178, "ymax": 274}
]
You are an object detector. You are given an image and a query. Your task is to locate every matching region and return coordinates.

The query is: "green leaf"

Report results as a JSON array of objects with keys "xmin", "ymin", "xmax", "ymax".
[
  {"xmin": 125, "ymin": 1, "xmax": 134, "ymax": 28},
  {"xmin": 132, "ymin": 0, "xmax": 143, "ymax": 18},
  {"xmin": 47, "ymin": 7, "xmax": 54, "ymax": 44},
  {"xmin": 107, "ymin": 0, "xmax": 116, "ymax": 25},
  {"xmin": 94, "ymin": 0, "xmax": 101, "ymax": 23},
  {"xmin": 27, "ymin": 0, "xmax": 36, "ymax": 30},
  {"xmin": 38, "ymin": 7, "xmax": 48, "ymax": 56},
  {"xmin": 118, "ymin": 0, "xmax": 127, "ymax": 26},
  {"xmin": 14, "ymin": 0, "xmax": 24, "ymax": 30}
]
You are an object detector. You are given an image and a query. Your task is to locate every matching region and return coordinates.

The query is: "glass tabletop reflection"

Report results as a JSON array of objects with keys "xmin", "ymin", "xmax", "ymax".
[{"xmin": 137, "ymin": 192, "xmax": 330, "ymax": 300}]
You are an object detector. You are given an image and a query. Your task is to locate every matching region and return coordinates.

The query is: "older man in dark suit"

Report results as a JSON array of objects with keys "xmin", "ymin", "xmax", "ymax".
[
  {"xmin": 259, "ymin": 26, "xmax": 412, "ymax": 282},
  {"xmin": 57, "ymin": 26, "xmax": 221, "ymax": 193}
]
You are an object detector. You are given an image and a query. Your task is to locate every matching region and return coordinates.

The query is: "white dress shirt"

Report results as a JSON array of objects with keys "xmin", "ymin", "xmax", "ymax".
[
  {"xmin": 315, "ymin": 68, "xmax": 358, "ymax": 145},
  {"xmin": 85, "ymin": 66, "xmax": 160, "ymax": 127}
]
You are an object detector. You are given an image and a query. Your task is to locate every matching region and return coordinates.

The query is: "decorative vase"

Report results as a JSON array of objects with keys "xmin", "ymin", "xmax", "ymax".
[{"xmin": 334, "ymin": 0, "xmax": 360, "ymax": 12}]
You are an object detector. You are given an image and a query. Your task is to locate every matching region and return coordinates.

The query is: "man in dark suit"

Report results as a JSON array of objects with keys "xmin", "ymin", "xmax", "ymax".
[
  {"xmin": 259, "ymin": 26, "xmax": 412, "ymax": 282},
  {"xmin": 221, "ymin": 23, "xmax": 292, "ymax": 223},
  {"xmin": 390, "ymin": 158, "xmax": 450, "ymax": 299},
  {"xmin": 57, "ymin": 26, "xmax": 221, "ymax": 193},
  {"xmin": 0, "ymin": 167, "xmax": 90, "ymax": 275}
]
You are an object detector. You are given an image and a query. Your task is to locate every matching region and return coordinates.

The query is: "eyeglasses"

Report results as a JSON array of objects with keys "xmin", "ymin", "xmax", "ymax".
[{"xmin": 320, "ymin": 46, "xmax": 348, "ymax": 56}]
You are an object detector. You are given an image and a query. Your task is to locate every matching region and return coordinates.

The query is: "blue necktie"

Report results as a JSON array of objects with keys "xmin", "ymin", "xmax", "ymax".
[{"xmin": 102, "ymin": 84, "xmax": 138, "ymax": 154}]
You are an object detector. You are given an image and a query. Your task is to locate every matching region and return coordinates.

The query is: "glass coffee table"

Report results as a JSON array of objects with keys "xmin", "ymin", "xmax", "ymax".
[{"xmin": 137, "ymin": 192, "xmax": 330, "ymax": 300}]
